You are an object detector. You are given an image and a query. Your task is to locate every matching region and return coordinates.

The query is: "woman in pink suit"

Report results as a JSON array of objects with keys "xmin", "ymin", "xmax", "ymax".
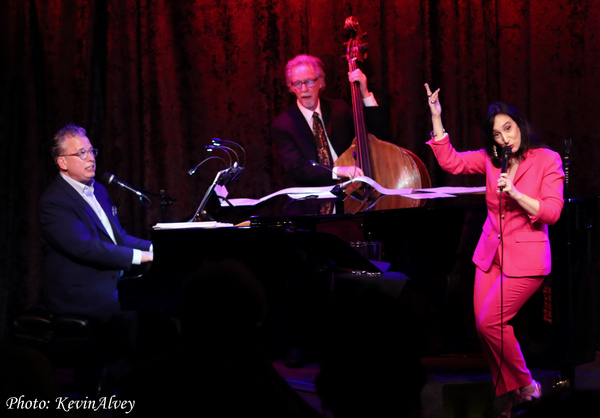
[{"xmin": 424, "ymin": 84, "xmax": 564, "ymax": 416}]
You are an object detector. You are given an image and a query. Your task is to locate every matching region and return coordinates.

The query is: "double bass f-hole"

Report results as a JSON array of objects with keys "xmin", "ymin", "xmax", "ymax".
[{"xmin": 335, "ymin": 16, "xmax": 431, "ymax": 213}]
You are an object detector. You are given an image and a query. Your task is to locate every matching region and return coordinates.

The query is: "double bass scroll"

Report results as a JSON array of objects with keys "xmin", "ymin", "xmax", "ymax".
[{"xmin": 334, "ymin": 16, "xmax": 430, "ymax": 213}]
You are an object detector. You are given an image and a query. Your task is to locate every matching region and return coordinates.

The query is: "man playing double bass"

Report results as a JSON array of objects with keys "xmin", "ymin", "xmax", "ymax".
[{"xmin": 270, "ymin": 54, "xmax": 387, "ymax": 215}]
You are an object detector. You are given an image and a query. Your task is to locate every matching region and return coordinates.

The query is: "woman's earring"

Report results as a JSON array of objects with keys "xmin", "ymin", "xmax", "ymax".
[{"xmin": 493, "ymin": 146, "xmax": 499, "ymax": 159}]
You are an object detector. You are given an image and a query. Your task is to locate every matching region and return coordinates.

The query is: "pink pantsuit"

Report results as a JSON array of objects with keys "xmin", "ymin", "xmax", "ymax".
[{"xmin": 427, "ymin": 135, "xmax": 564, "ymax": 395}]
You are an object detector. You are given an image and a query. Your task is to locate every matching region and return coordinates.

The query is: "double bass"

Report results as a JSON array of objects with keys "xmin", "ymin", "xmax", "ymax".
[{"xmin": 335, "ymin": 16, "xmax": 430, "ymax": 213}]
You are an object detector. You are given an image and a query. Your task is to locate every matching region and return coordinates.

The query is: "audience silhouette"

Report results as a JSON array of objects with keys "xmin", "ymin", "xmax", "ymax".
[{"xmin": 120, "ymin": 259, "xmax": 321, "ymax": 417}]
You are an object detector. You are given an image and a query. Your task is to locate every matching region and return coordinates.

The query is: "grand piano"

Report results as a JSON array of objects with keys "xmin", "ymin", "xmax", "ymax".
[{"xmin": 118, "ymin": 191, "xmax": 599, "ymax": 375}]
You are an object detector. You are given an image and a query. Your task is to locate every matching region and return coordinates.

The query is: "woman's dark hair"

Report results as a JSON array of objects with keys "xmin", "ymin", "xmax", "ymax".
[{"xmin": 481, "ymin": 102, "xmax": 546, "ymax": 168}]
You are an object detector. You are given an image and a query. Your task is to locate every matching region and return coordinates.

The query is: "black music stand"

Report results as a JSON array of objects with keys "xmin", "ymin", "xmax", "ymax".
[{"xmin": 190, "ymin": 166, "xmax": 243, "ymax": 221}]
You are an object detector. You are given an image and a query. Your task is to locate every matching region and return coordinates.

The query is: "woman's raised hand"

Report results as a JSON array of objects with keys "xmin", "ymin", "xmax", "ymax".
[
  {"xmin": 424, "ymin": 83, "xmax": 442, "ymax": 117},
  {"xmin": 424, "ymin": 83, "xmax": 446, "ymax": 139}
]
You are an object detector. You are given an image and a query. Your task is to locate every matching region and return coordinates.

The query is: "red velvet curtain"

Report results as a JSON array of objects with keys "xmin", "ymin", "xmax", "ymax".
[{"xmin": 1, "ymin": 0, "xmax": 599, "ymax": 335}]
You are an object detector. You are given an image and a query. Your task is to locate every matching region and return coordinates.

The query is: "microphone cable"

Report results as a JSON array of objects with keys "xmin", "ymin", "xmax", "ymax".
[
  {"xmin": 493, "ymin": 147, "xmax": 511, "ymax": 404},
  {"xmin": 493, "ymin": 190, "xmax": 506, "ymax": 399}
]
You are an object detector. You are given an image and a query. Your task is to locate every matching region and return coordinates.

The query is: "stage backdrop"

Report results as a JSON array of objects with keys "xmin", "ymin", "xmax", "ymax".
[{"xmin": 1, "ymin": 0, "xmax": 598, "ymax": 337}]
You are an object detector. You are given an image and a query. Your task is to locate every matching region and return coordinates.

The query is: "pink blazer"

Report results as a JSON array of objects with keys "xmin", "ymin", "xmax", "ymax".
[{"xmin": 427, "ymin": 135, "xmax": 564, "ymax": 277}]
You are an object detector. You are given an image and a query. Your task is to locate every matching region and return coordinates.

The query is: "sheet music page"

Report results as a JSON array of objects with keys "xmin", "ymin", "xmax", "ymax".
[
  {"xmin": 286, "ymin": 191, "xmax": 338, "ymax": 200},
  {"xmin": 219, "ymin": 179, "xmax": 485, "ymax": 206},
  {"xmin": 222, "ymin": 176, "xmax": 414, "ymax": 207},
  {"xmin": 153, "ymin": 221, "xmax": 234, "ymax": 230},
  {"xmin": 415, "ymin": 186, "xmax": 486, "ymax": 194},
  {"xmin": 221, "ymin": 185, "xmax": 340, "ymax": 207},
  {"xmin": 401, "ymin": 186, "xmax": 485, "ymax": 199},
  {"xmin": 339, "ymin": 176, "xmax": 413, "ymax": 196},
  {"xmin": 403, "ymin": 192, "xmax": 457, "ymax": 199}
]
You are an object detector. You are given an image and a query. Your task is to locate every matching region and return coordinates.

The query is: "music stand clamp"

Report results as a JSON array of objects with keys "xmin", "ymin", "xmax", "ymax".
[{"xmin": 190, "ymin": 164, "xmax": 243, "ymax": 221}]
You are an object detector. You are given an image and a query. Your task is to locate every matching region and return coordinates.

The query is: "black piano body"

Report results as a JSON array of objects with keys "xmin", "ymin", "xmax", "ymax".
[
  {"xmin": 119, "ymin": 227, "xmax": 385, "ymax": 311},
  {"xmin": 118, "ymin": 194, "xmax": 598, "ymax": 368}
]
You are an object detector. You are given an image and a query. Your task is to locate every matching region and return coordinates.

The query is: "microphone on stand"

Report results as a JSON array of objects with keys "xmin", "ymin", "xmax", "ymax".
[
  {"xmin": 103, "ymin": 172, "xmax": 150, "ymax": 201},
  {"xmin": 309, "ymin": 160, "xmax": 347, "ymax": 199},
  {"xmin": 311, "ymin": 159, "xmax": 364, "ymax": 180},
  {"xmin": 309, "ymin": 159, "xmax": 336, "ymax": 174},
  {"xmin": 499, "ymin": 146, "xmax": 512, "ymax": 192}
]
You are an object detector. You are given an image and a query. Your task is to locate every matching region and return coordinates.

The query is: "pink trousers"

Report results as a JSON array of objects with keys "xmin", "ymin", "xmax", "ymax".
[{"xmin": 473, "ymin": 259, "xmax": 544, "ymax": 396}]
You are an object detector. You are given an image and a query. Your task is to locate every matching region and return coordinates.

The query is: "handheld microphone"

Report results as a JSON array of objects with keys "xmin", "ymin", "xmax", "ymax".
[
  {"xmin": 103, "ymin": 173, "xmax": 149, "ymax": 200},
  {"xmin": 499, "ymin": 146, "xmax": 512, "ymax": 191}
]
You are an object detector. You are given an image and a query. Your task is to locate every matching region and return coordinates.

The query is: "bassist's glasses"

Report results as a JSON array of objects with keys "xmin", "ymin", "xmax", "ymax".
[{"xmin": 290, "ymin": 78, "xmax": 319, "ymax": 89}]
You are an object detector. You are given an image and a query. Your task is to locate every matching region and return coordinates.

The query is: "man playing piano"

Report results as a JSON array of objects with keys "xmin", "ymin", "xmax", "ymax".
[{"xmin": 39, "ymin": 123, "xmax": 153, "ymax": 388}]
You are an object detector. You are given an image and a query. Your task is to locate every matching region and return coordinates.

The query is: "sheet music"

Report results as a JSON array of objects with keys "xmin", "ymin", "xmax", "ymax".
[
  {"xmin": 403, "ymin": 192, "xmax": 457, "ymax": 199},
  {"xmin": 153, "ymin": 221, "xmax": 234, "ymax": 230},
  {"xmin": 416, "ymin": 186, "xmax": 486, "ymax": 194},
  {"xmin": 339, "ymin": 176, "xmax": 414, "ymax": 196},
  {"xmin": 398, "ymin": 186, "xmax": 485, "ymax": 200},
  {"xmin": 403, "ymin": 186, "xmax": 486, "ymax": 199},
  {"xmin": 222, "ymin": 176, "xmax": 413, "ymax": 207},
  {"xmin": 220, "ymin": 185, "xmax": 342, "ymax": 207},
  {"xmin": 220, "ymin": 177, "xmax": 485, "ymax": 207}
]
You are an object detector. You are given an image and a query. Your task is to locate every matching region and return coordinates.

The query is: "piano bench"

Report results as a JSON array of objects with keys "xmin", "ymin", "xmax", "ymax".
[
  {"xmin": 10, "ymin": 308, "xmax": 106, "ymax": 395},
  {"xmin": 11, "ymin": 309, "xmax": 93, "ymax": 359}
]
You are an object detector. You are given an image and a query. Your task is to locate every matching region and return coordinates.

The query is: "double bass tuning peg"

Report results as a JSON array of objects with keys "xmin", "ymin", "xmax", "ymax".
[{"xmin": 342, "ymin": 42, "xmax": 369, "ymax": 60}]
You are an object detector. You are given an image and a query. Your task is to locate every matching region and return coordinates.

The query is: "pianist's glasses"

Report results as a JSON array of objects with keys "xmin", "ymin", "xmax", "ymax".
[{"xmin": 61, "ymin": 148, "xmax": 99, "ymax": 161}]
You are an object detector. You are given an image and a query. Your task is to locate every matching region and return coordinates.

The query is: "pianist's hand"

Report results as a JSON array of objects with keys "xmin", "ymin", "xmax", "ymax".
[{"xmin": 141, "ymin": 251, "xmax": 154, "ymax": 263}]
